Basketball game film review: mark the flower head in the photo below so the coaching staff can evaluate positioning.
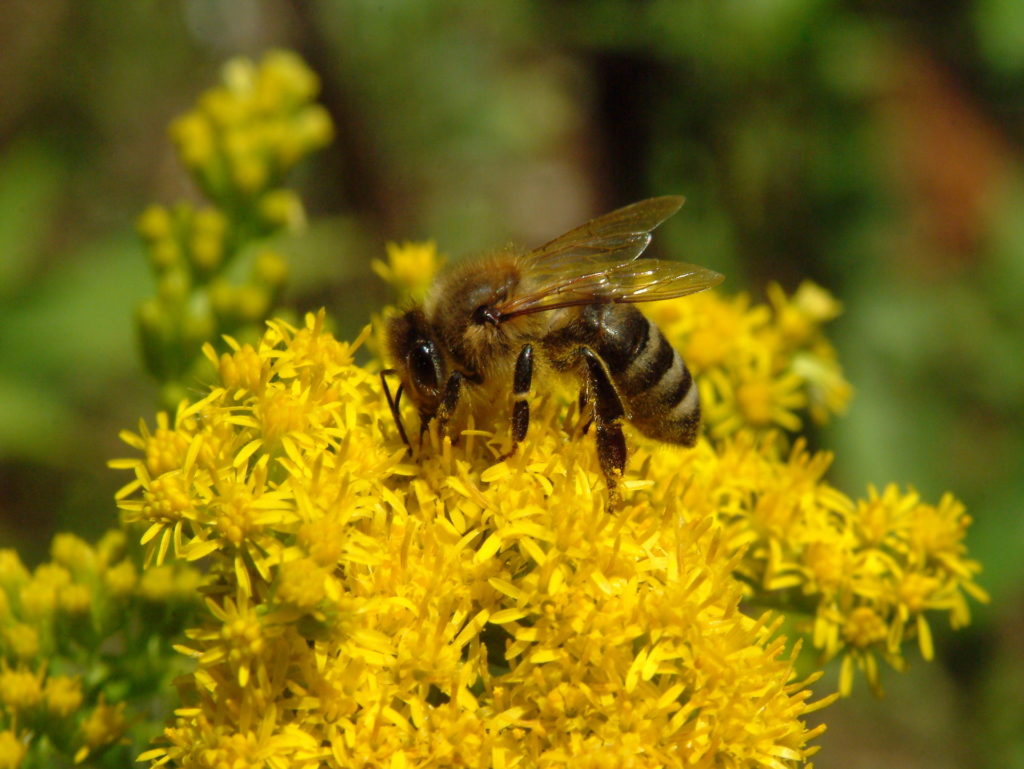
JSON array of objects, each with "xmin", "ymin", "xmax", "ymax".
[{"xmin": 371, "ymin": 241, "xmax": 445, "ymax": 304}]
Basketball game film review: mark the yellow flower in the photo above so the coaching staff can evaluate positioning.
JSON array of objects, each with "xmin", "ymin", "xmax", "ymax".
[
  {"xmin": 371, "ymin": 241, "xmax": 445, "ymax": 303},
  {"xmin": 181, "ymin": 591, "xmax": 293, "ymax": 691},
  {"xmin": 275, "ymin": 558, "xmax": 329, "ymax": 610},
  {"xmin": 74, "ymin": 695, "xmax": 128, "ymax": 764},
  {"xmin": 0, "ymin": 730, "xmax": 26, "ymax": 769},
  {"xmin": 58, "ymin": 583, "xmax": 92, "ymax": 615},
  {"xmin": 44, "ymin": 675, "xmax": 84, "ymax": 718},
  {"xmin": 0, "ymin": 666, "xmax": 43, "ymax": 711},
  {"xmin": 116, "ymin": 411, "xmax": 192, "ymax": 479},
  {"xmin": 791, "ymin": 351, "xmax": 852, "ymax": 424},
  {"xmin": 767, "ymin": 281, "xmax": 842, "ymax": 349},
  {"xmin": 842, "ymin": 606, "xmax": 889, "ymax": 648},
  {"xmin": 0, "ymin": 552, "xmax": 29, "ymax": 593},
  {"xmin": 104, "ymin": 560, "xmax": 138, "ymax": 597},
  {"xmin": 259, "ymin": 190, "xmax": 305, "ymax": 231},
  {"xmin": 49, "ymin": 533, "xmax": 95, "ymax": 574},
  {"xmin": 2, "ymin": 625, "xmax": 38, "ymax": 663},
  {"xmin": 708, "ymin": 350, "xmax": 807, "ymax": 436},
  {"xmin": 137, "ymin": 204, "xmax": 173, "ymax": 243},
  {"xmin": 645, "ymin": 282, "xmax": 851, "ymax": 443},
  {"xmin": 95, "ymin": 529, "xmax": 127, "ymax": 567},
  {"xmin": 137, "ymin": 563, "xmax": 203, "ymax": 602},
  {"xmin": 18, "ymin": 579, "xmax": 59, "ymax": 621}
]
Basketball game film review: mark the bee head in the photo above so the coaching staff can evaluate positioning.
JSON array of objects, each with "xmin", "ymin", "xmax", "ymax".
[{"xmin": 387, "ymin": 308, "xmax": 446, "ymax": 417}]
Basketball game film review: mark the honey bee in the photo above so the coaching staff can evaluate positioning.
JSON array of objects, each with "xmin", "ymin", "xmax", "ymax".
[{"xmin": 381, "ymin": 196, "xmax": 723, "ymax": 494}]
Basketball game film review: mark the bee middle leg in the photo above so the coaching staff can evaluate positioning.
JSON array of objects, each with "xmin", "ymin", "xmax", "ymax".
[
  {"xmin": 579, "ymin": 348, "xmax": 627, "ymax": 498},
  {"xmin": 499, "ymin": 344, "xmax": 534, "ymax": 460},
  {"xmin": 432, "ymin": 371, "xmax": 465, "ymax": 444}
]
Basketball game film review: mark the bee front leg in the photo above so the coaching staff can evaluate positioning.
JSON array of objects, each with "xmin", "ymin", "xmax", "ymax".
[
  {"xmin": 579, "ymin": 348, "xmax": 627, "ymax": 502},
  {"xmin": 380, "ymin": 370, "xmax": 412, "ymax": 452}
]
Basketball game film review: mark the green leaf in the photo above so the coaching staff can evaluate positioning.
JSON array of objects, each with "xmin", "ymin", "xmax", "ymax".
[
  {"xmin": 0, "ymin": 231, "xmax": 150, "ymax": 392},
  {"xmin": 0, "ymin": 376, "xmax": 74, "ymax": 459},
  {"xmin": 0, "ymin": 139, "xmax": 64, "ymax": 297}
]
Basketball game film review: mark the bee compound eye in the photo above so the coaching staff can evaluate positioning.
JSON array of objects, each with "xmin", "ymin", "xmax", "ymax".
[
  {"xmin": 408, "ymin": 340, "xmax": 441, "ymax": 398},
  {"xmin": 472, "ymin": 305, "xmax": 500, "ymax": 325}
]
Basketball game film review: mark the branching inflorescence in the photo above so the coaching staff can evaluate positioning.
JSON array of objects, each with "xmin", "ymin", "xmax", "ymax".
[
  {"xmin": 0, "ymin": 51, "xmax": 985, "ymax": 769},
  {"xmin": 110, "ymin": 242, "xmax": 984, "ymax": 767}
]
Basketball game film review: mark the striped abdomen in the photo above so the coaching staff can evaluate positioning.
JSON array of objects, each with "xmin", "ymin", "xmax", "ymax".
[{"xmin": 586, "ymin": 304, "xmax": 700, "ymax": 446}]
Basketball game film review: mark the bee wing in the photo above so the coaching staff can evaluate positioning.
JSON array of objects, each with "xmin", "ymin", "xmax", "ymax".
[
  {"xmin": 521, "ymin": 195, "xmax": 686, "ymax": 272},
  {"xmin": 497, "ymin": 196, "xmax": 719, "ymax": 320},
  {"xmin": 497, "ymin": 258, "xmax": 724, "ymax": 320}
]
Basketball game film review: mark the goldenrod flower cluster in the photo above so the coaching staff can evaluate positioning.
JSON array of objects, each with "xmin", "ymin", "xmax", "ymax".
[
  {"xmin": 0, "ymin": 533, "xmax": 200, "ymax": 768},
  {"xmin": 113, "ymin": 236, "xmax": 985, "ymax": 766},
  {"xmin": 136, "ymin": 51, "xmax": 332, "ymax": 408}
]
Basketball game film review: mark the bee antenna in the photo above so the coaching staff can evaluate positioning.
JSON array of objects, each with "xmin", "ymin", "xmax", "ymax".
[{"xmin": 380, "ymin": 370, "xmax": 412, "ymax": 452}]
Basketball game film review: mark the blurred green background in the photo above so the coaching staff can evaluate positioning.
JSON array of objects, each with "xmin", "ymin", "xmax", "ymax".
[{"xmin": 0, "ymin": 1, "xmax": 1021, "ymax": 766}]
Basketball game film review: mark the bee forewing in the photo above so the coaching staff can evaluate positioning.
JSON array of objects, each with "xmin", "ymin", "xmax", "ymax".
[
  {"xmin": 497, "ymin": 258, "xmax": 723, "ymax": 319},
  {"xmin": 522, "ymin": 233, "xmax": 652, "ymax": 284},
  {"xmin": 498, "ymin": 195, "xmax": 719, "ymax": 319},
  {"xmin": 599, "ymin": 259, "xmax": 725, "ymax": 302},
  {"xmin": 524, "ymin": 196, "xmax": 684, "ymax": 268}
]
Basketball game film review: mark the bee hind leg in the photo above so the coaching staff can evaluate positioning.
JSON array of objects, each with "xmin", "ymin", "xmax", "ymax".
[
  {"xmin": 579, "ymin": 348, "xmax": 626, "ymax": 504},
  {"xmin": 577, "ymin": 389, "xmax": 593, "ymax": 435}
]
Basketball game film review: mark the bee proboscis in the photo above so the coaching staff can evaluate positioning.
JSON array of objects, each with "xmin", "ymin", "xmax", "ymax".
[{"xmin": 382, "ymin": 196, "xmax": 724, "ymax": 496}]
